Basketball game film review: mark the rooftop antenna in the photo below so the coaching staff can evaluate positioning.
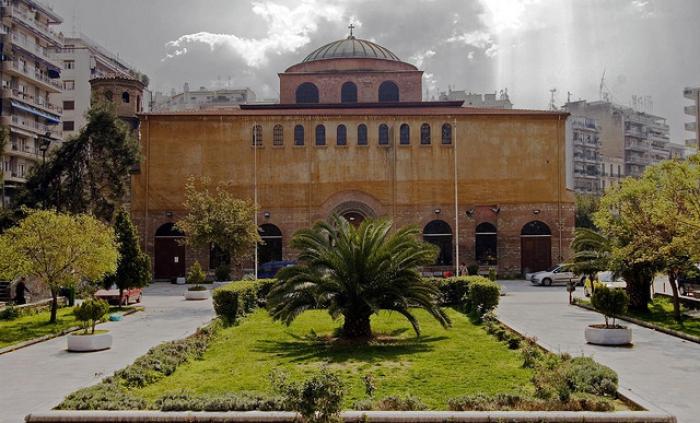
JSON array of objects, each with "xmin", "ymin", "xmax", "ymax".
[{"xmin": 549, "ymin": 88, "xmax": 558, "ymax": 110}]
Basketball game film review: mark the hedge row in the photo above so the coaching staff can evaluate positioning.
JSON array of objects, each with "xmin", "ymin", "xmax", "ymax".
[
  {"xmin": 430, "ymin": 275, "xmax": 500, "ymax": 313},
  {"xmin": 212, "ymin": 279, "xmax": 275, "ymax": 325}
]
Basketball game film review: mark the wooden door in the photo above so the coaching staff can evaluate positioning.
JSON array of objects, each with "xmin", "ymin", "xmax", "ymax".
[
  {"xmin": 521, "ymin": 236, "xmax": 551, "ymax": 274},
  {"xmin": 154, "ymin": 237, "xmax": 186, "ymax": 280}
]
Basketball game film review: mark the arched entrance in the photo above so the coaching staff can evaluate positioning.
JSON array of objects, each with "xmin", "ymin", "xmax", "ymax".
[
  {"xmin": 332, "ymin": 201, "xmax": 376, "ymax": 227},
  {"xmin": 423, "ymin": 220, "xmax": 453, "ymax": 266},
  {"xmin": 258, "ymin": 224, "xmax": 283, "ymax": 264},
  {"xmin": 475, "ymin": 222, "xmax": 497, "ymax": 266},
  {"xmin": 520, "ymin": 221, "xmax": 552, "ymax": 274},
  {"xmin": 154, "ymin": 223, "xmax": 186, "ymax": 280}
]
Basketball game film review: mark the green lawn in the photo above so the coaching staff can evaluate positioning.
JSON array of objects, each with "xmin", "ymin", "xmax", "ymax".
[
  {"xmin": 0, "ymin": 307, "xmax": 79, "ymax": 348},
  {"xmin": 627, "ymin": 296, "xmax": 700, "ymax": 338},
  {"xmin": 0, "ymin": 305, "xmax": 139, "ymax": 349},
  {"xmin": 135, "ymin": 308, "xmax": 532, "ymax": 409}
]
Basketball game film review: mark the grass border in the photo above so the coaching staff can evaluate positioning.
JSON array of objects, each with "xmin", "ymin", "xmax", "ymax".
[
  {"xmin": 571, "ymin": 299, "xmax": 700, "ymax": 345},
  {"xmin": 0, "ymin": 306, "xmax": 143, "ymax": 355}
]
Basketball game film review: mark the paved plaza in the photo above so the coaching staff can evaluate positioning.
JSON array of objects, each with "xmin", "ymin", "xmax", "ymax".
[
  {"xmin": 497, "ymin": 280, "xmax": 700, "ymax": 423},
  {"xmin": 0, "ymin": 284, "xmax": 214, "ymax": 423}
]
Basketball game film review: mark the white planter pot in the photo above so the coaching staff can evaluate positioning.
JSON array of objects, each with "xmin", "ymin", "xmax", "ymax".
[
  {"xmin": 184, "ymin": 289, "xmax": 210, "ymax": 300},
  {"xmin": 585, "ymin": 325, "xmax": 632, "ymax": 346},
  {"xmin": 67, "ymin": 332, "xmax": 112, "ymax": 352}
]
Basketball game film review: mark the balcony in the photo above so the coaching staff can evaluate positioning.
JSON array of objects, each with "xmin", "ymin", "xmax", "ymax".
[
  {"xmin": 625, "ymin": 127, "xmax": 645, "ymax": 138},
  {"xmin": 686, "ymin": 122, "xmax": 698, "ymax": 132},
  {"xmin": 1, "ymin": 87, "xmax": 62, "ymax": 115},
  {"xmin": 625, "ymin": 139, "xmax": 649, "ymax": 152},
  {"xmin": 0, "ymin": 5, "xmax": 63, "ymax": 47},
  {"xmin": 685, "ymin": 88, "xmax": 699, "ymax": 100},
  {"xmin": 9, "ymin": 114, "xmax": 54, "ymax": 135},
  {"xmin": 6, "ymin": 32, "xmax": 62, "ymax": 68},
  {"xmin": 686, "ymin": 105, "xmax": 698, "ymax": 116},
  {"xmin": 3, "ymin": 61, "xmax": 61, "ymax": 93}
]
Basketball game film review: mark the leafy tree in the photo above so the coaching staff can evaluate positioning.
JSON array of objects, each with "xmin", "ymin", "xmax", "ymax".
[
  {"xmin": 595, "ymin": 158, "xmax": 700, "ymax": 316},
  {"xmin": 267, "ymin": 216, "xmax": 451, "ymax": 339},
  {"xmin": 13, "ymin": 101, "xmax": 139, "ymax": 223},
  {"xmin": 0, "ymin": 209, "xmax": 118, "ymax": 323},
  {"xmin": 103, "ymin": 209, "xmax": 151, "ymax": 307},
  {"xmin": 575, "ymin": 193, "xmax": 599, "ymax": 229},
  {"xmin": 175, "ymin": 177, "xmax": 260, "ymax": 269}
]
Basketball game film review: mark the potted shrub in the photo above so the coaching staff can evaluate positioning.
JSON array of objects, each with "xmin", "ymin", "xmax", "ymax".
[
  {"xmin": 184, "ymin": 261, "xmax": 209, "ymax": 300},
  {"xmin": 67, "ymin": 298, "xmax": 112, "ymax": 352},
  {"xmin": 584, "ymin": 285, "xmax": 632, "ymax": 346}
]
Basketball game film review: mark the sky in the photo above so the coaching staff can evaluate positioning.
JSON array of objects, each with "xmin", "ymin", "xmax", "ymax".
[{"xmin": 47, "ymin": 0, "xmax": 700, "ymax": 143}]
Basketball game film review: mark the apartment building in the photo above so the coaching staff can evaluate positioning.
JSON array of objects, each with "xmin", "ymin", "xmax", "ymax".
[
  {"xmin": 684, "ymin": 87, "xmax": 699, "ymax": 155},
  {"xmin": 438, "ymin": 88, "xmax": 512, "ymax": 109},
  {"xmin": 57, "ymin": 33, "xmax": 138, "ymax": 139},
  {"xmin": 569, "ymin": 116, "xmax": 602, "ymax": 194},
  {"xmin": 152, "ymin": 84, "xmax": 255, "ymax": 112},
  {"xmin": 564, "ymin": 100, "xmax": 671, "ymax": 180},
  {"xmin": 0, "ymin": 0, "xmax": 63, "ymax": 206}
]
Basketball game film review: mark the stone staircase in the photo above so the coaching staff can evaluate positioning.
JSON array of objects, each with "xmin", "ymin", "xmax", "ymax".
[{"xmin": 0, "ymin": 281, "xmax": 11, "ymax": 303}]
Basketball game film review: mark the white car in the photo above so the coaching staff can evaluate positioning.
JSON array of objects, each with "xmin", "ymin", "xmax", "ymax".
[
  {"xmin": 529, "ymin": 265, "xmax": 581, "ymax": 286},
  {"xmin": 584, "ymin": 271, "xmax": 626, "ymax": 296}
]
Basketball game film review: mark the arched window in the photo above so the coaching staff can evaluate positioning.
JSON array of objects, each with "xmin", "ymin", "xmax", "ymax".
[
  {"xmin": 122, "ymin": 91, "xmax": 130, "ymax": 103},
  {"xmin": 252, "ymin": 124, "xmax": 263, "ymax": 146},
  {"xmin": 258, "ymin": 224, "xmax": 283, "ymax": 264},
  {"xmin": 337, "ymin": 124, "xmax": 347, "ymax": 146},
  {"xmin": 104, "ymin": 90, "xmax": 113, "ymax": 102},
  {"xmin": 294, "ymin": 125, "xmax": 305, "ymax": 146},
  {"xmin": 315, "ymin": 124, "xmax": 326, "ymax": 146},
  {"xmin": 378, "ymin": 81, "xmax": 399, "ymax": 102},
  {"xmin": 423, "ymin": 220, "xmax": 453, "ymax": 266},
  {"xmin": 155, "ymin": 222, "xmax": 184, "ymax": 237},
  {"xmin": 378, "ymin": 124, "xmax": 390, "ymax": 145},
  {"xmin": 341, "ymin": 82, "xmax": 357, "ymax": 103},
  {"xmin": 475, "ymin": 222, "xmax": 497, "ymax": 265},
  {"xmin": 400, "ymin": 123, "xmax": 410, "ymax": 145},
  {"xmin": 357, "ymin": 124, "xmax": 368, "ymax": 145},
  {"xmin": 520, "ymin": 221, "xmax": 552, "ymax": 273},
  {"xmin": 441, "ymin": 123, "xmax": 452, "ymax": 144},
  {"xmin": 295, "ymin": 82, "xmax": 319, "ymax": 104},
  {"xmin": 273, "ymin": 124, "xmax": 284, "ymax": 146},
  {"xmin": 420, "ymin": 123, "xmax": 431, "ymax": 145}
]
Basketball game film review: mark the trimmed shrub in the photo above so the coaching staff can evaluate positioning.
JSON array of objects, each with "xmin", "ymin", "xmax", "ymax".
[
  {"xmin": 433, "ymin": 276, "xmax": 470, "ymax": 305},
  {"xmin": 186, "ymin": 261, "xmax": 206, "ymax": 286},
  {"xmin": 467, "ymin": 264, "xmax": 479, "ymax": 276},
  {"xmin": 566, "ymin": 356, "xmax": 618, "ymax": 397},
  {"xmin": 73, "ymin": 298, "xmax": 110, "ymax": 334},
  {"xmin": 212, "ymin": 281, "xmax": 260, "ymax": 325},
  {"xmin": 591, "ymin": 285, "xmax": 628, "ymax": 327},
  {"xmin": 0, "ymin": 305, "xmax": 20, "ymax": 320},
  {"xmin": 353, "ymin": 395, "xmax": 427, "ymax": 411},
  {"xmin": 55, "ymin": 383, "xmax": 150, "ymax": 410},
  {"xmin": 272, "ymin": 368, "xmax": 345, "ymax": 423},
  {"xmin": 447, "ymin": 393, "xmax": 613, "ymax": 412},
  {"xmin": 156, "ymin": 390, "xmax": 286, "ymax": 412},
  {"xmin": 468, "ymin": 277, "xmax": 500, "ymax": 314},
  {"xmin": 214, "ymin": 264, "xmax": 231, "ymax": 282}
]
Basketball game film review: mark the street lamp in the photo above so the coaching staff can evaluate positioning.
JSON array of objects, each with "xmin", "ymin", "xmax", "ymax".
[{"xmin": 38, "ymin": 131, "xmax": 52, "ymax": 164}]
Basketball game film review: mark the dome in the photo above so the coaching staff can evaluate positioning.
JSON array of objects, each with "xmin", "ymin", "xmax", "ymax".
[{"xmin": 302, "ymin": 36, "xmax": 401, "ymax": 63}]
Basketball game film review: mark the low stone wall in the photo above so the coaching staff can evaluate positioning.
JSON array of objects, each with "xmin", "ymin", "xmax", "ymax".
[{"xmin": 24, "ymin": 410, "xmax": 677, "ymax": 423}]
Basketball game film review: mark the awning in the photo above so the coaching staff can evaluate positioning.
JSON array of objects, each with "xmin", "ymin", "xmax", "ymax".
[
  {"xmin": 11, "ymin": 100, "xmax": 61, "ymax": 124},
  {"xmin": 47, "ymin": 63, "xmax": 61, "ymax": 79}
]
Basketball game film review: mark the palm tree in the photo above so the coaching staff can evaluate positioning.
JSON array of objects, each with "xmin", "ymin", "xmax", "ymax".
[
  {"xmin": 267, "ymin": 216, "xmax": 451, "ymax": 339},
  {"xmin": 568, "ymin": 227, "xmax": 611, "ymax": 279}
]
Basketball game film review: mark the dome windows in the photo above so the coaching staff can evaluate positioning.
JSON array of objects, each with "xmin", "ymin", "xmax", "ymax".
[
  {"xmin": 341, "ymin": 82, "xmax": 357, "ymax": 103},
  {"xmin": 296, "ymin": 82, "xmax": 319, "ymax": 104},
  {"xmin": 378, "ymin": 81, "xmax": 399, "ymax": 102}
]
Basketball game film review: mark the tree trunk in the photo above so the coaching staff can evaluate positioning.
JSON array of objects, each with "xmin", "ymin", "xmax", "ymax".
[
  {"xmin": 668, "ymin": 271, "xmax": 682, "ymax": 322},
  {"xmin": 342, "ymin": 313, "xmax": 372, "ymax": 339},
  {"xmin": 49, "ymin": 289, "xmax": 58, "ymax": 324},
  {"xmin": 623, "ymin": 269, "xmax": 652, "ymax": 313}
]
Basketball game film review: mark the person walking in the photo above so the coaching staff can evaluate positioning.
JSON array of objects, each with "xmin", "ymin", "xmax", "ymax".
[{"xmin": 14, "ymin": 278, "xmax": 31, "ymax": 305}]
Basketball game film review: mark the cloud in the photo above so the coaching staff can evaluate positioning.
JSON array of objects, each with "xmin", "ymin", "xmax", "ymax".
[
  {"xmin": 163, "ymin": 0, "xmax": 345, "ymax": 67},
  {"xmin": 446, "ymin": 30, "xmax": 497, "ymax": 57}
]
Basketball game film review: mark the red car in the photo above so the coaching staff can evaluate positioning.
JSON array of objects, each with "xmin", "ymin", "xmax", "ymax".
[{"xmin": 95, "ymin": 285, "xmax": 143, "ymax": 305}]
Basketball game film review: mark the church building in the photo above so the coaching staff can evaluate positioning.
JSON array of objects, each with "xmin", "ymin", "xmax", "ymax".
[{"xmin": 131, "ymin": 32, "xmax": 575, "ymax": 280}]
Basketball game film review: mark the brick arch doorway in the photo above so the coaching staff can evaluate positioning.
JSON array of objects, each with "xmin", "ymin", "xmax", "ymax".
[
  {"xmin": 332, "ymin": 201, "xmax": 376, "ymax": 226},
  {"xmin": 154, "ymin": 223, "xmax": 186, "ymax": 280}
]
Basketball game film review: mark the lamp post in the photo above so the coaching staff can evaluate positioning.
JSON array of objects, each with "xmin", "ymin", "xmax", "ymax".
[{"xmin": 38, "ymin": 131, "xmax": 52, "ymax": 164}]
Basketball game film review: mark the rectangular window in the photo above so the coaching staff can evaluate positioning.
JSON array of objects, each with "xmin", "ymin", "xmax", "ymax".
[
  {"xmin": 63, "ymin": 121, "xmax": 75, "ymax": 131},
  {"xmin": 609, "ymin": 164, "xmax": 613, "ymax": 176},
  {"xmin": 617, "ymin": 165, "xmax": 621, "ymax": 177},
  {"xmin": 63, "ymin": 80, "xmax": 75, "ymax": 90},
  {"xmin": 63, "ymin": 100, "xmax": 74, "ymax": 110},
  {"xmin": 63, "ymin": 60, "xmax": 74, "ymax": 70}
]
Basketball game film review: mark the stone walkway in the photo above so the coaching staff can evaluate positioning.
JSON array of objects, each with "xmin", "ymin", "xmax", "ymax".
[
  {"xmin": 0, "ymin": 283, "xmax": 214, "ymax": 423},
  {"xmin": 496, "ymin": 280, "xmax": 700, "ymax": 423}
]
